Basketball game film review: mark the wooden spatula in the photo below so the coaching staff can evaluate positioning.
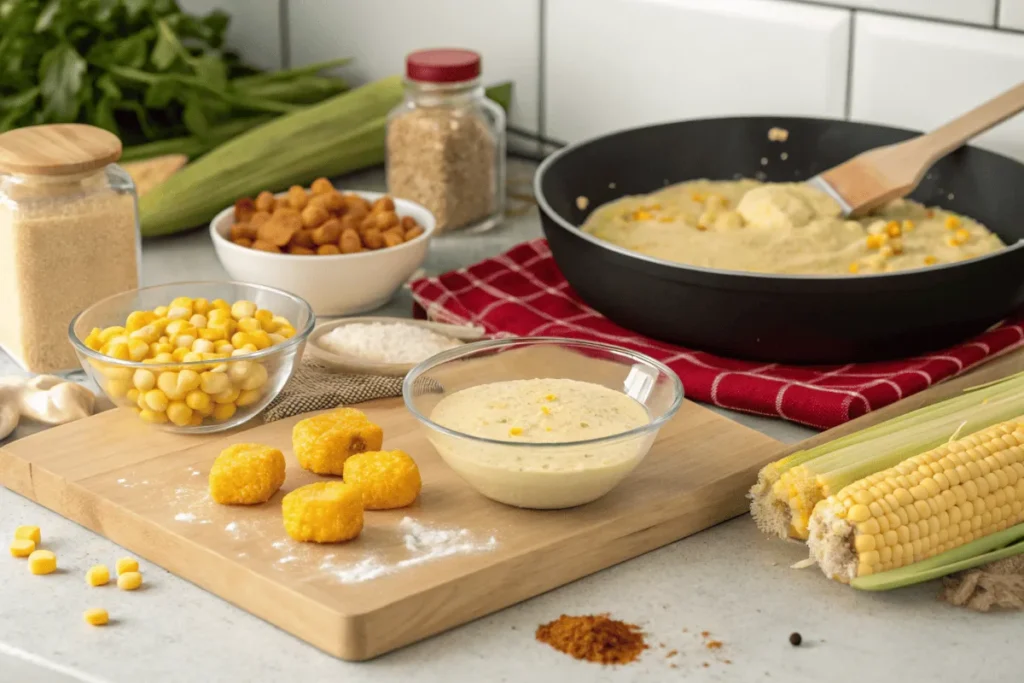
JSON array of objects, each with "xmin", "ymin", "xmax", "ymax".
[{"xmin": 807, "ymin": 81, "xmax": 1024, "ymax": 217}]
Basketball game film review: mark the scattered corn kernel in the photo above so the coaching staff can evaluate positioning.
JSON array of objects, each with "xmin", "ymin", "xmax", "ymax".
[
  {"xmin": 209, "ymin": 443, "xmax": 286, "ymax": 505},
  {"xmin": 282, "ymin": 482, "xmax": 363, "ymax": 543},
  {"xmin": 292, "ymin": 408, "xmax": 384, "ymax": 476},
  {"xmin": 116, "ymin": 557, "xmax": 138, "ymax": 575},
  {"xmin": 848, "ymin": 262, "xmax": 860, "ymax": 274},
  {"xmin": 954, "ymin": 228, "xmax": 970, "ymax": 243},
  {"xmin": 545, "ymin": 394, "xmax": 557, "ymax": 401},
  {"xmin": 9, "ymin": 538, "xmax": 35, "ymax": 557},
  {"xmin": 14, "ymin": 525, "xmax": 40, "ymax": 544},
  {"xmin": 509, "ymin": 426, "xmax": 524, "ymax": 436},
  {"xmin": 885, "ymin": 221, "xmax": 901, "ymax": 237},
  {"xmin": 902, "ymin": 219, "xmax": 915, "ymax": 232},
  {"xmin": 631, "ymin": 210, "xmax": 653, "ymax": 221},
  {"xmin": 946, "ymin": 236, "xmax": 960, "ymax": 247},
  {"xmin": 865, "ymin": 234, "xmax": 888, "ymax": 249},
  {"xmin": 342, "ymin": 450, "xmax": 422, "ymax": 510},
  {"xmin": 83, "ymin": 608, "xmax": 109, "ymax": 626},
  {"xmin": 28, "ymin": 549, "xmax": 57, "ymax": 575},
  {"xmin": 945, "ymin": 215, "xmax": 961, "ymax": 230},
  {"xmin": 86, "ymin": 565, "xmax": 110, "ymax": 587},
  {"xmin": 924, "ymin": 255, "xmax": 939, "ymax": 265},
  {"xmin": 117, "ymin": 571, "xmax": 142, "ymax": 591}
]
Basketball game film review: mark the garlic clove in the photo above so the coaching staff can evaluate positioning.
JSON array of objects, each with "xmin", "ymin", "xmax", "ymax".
[
  {"xmin": 0, "ymin": 386, "xmax": 20, "ymax": 440},
  {"xmin": 19, "ymin": 380, "xmax": 96, "ymax": 425}
]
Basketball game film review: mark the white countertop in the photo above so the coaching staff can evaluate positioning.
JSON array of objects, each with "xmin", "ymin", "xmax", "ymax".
[{"xmin": 0, "ymin": 164, "xmax": 1007, "ymax": 683}]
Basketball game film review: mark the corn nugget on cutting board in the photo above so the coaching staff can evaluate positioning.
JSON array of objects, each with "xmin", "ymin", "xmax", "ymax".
[{"xmin": 0, "ymin": 346, "xmax": 782, "ymax": 661}]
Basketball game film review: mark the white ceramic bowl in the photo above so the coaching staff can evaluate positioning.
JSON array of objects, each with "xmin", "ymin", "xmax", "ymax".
[{"xmin": 210, "ymin": 190, "xmax": 435, "ymax": 316}]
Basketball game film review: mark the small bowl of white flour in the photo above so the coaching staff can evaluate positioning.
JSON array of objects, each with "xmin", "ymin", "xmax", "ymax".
[{"xmin": 308, "ymin": 317, "xmax": 486, "ymax": 376}]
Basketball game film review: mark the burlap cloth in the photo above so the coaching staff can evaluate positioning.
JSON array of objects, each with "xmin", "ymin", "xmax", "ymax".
[
  {"xmin": 265, "ymin": 361, "xmax": 1024, "ymax": 609},
  {"xmin": 262, "ymin": 359, "xmax": 405, "ymax": 423},
  {"xmin": 940, "ymin": 555, "xmax": 1024, "ymax": 611}
]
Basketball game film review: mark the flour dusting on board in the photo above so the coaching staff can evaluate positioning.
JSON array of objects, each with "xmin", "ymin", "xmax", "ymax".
[{"xmin": 321, "ymin": 517, "xmax": 497, "ymax": 584}]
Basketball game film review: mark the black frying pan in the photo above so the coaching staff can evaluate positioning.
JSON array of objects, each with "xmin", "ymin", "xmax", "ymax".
[{"xmin": 534, "ymin": 117, "xmax": 1024, "ymax": 364}]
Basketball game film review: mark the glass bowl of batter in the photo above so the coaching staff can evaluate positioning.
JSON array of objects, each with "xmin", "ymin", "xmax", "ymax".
[{"xmin": 403, "ymin": 337, "xmax": 683, "ymax": 509}]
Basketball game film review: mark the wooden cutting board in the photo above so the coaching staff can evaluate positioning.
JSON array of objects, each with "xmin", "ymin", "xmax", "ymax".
[{"xmin": 0, "ymin": 374, "xmax": 780, "ymax": 661}]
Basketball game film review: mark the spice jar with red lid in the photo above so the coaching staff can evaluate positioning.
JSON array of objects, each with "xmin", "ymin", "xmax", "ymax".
[{"xmin": 385, "ymin": 48, "xmax": 505, "ymax": 234}]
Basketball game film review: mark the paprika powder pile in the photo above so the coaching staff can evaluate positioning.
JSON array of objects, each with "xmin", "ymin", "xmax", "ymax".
[{"xmin": 535, "ymin": 614, "xmax": 647, "ymax": 665}]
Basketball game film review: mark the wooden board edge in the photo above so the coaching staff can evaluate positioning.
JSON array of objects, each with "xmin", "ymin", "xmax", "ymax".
[
  {"xmin": 341, "ymin": 464, "xmax": 766, "ymax": 660},
  {"xmin": 0, "ymin": 452, "xmax": 359, "ymax": 657}
]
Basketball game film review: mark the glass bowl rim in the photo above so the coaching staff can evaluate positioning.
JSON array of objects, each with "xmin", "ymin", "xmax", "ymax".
[
  {"xmin": 402, "ymin": 336, "xmax": 684, "ymax": 448},
  {"xmin": 67, "ymin": 279, "xmax": 316, "ymax": 369}
]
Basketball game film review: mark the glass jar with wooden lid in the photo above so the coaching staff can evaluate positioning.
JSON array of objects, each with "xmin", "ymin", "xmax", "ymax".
[{"xmin": 0, "ymin": 124, "xmax": 141, "ymax": 373}]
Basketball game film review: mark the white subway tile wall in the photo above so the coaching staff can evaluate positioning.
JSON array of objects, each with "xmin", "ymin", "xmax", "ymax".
[
  {"xmin": 810, "ymin": 0, "xmax": 995, "ymax": 25},
  {"xmin": 850, "ymin": 13, "xmax": 1024, "ymax": 160},
  {"xmin": 1000, "ymin": 0, "xmax": 1024, "ymax": 30},
  {"xmin": 544, "ymin": 0, "xmax": 850, "ymax": 143},
  {"xmin": 286, "ymin": 0, "xmax": 540, "ymax": 129},
  {"xmin": 190, "ymin": 0, "xmax": 1024, "ymax": 161},
  {"xmin": 178, "ymin": 0, "xmax": 282, "ymax": 70}
]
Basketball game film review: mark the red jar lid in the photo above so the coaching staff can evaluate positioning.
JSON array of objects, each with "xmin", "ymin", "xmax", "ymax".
[{"xmin": 406, "ymin": 49, "xmax": 481, "ymax": 83}]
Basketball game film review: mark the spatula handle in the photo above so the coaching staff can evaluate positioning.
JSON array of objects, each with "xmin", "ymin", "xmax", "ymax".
[{"xmin": 912, "ymin": 81, "xmax": 1024, "ymax": 165}]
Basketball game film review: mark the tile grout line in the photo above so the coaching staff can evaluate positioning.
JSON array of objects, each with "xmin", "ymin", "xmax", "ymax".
[
  {"xmin": 537, "ymin": 0, "xmax": 548, "ymax": 146},
  {"xmin": 844, "ymin": 10, "xmax": 856, "ymax": 120},
  {"xmin": 783, "ymin": 0, "xmax": 1024, "ymax": 35},
  {"xmin": 279, "ymin": 0, "xmax": 291, "ymax": 70}
]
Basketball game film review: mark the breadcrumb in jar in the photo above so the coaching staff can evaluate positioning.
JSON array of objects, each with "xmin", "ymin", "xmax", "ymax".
[{"xmin": 0, "ymin": 127, "xmax": 139, "ymax": 373}]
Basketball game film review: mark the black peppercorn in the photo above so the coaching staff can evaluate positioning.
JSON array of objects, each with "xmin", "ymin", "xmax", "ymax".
[{"xmin": 789, "ymin": 632, "xmax": 802, "ymax": 646}]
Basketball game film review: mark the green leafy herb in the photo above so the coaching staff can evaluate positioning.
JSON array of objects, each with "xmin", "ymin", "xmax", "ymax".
[{"xmin": 0, "ymin": 0, "xmax": 349, "ymax": 147}]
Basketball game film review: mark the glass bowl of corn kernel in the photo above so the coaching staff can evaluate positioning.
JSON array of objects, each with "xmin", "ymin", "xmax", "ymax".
[{"xmin": 68, "ymin": 281, "xmax": 314, "ymax": 433}]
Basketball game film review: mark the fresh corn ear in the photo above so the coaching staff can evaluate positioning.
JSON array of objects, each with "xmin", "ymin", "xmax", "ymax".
[
  {"xmin": 138, "ymin": 76, "xmax": 404, "ymax": 237},
  {"xmin": 750, "ymin": 371, "xmax": 1024, "ymax": 540},
  {"xmin": 137, "ymin": 79, "xmax": 514, "ymax": 237},
  {"xmin": 808, "ymin": 418, "xmax": 1024, "ymax": 583}
]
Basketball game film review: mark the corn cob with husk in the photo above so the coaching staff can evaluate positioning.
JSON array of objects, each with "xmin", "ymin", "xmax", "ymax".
[
  {"xmin": 808, "ymin": 417, "xmax": 1024, "ymax": 586},
  {"xmin": 750, "ymin": 371, "xmax": 1024, "ymax": 541}
]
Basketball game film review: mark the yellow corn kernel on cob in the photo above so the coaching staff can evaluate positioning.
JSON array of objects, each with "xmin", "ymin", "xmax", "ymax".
[
  {"xmin": 343, "ymin": 450, "xmax": 422, "ymax": 510},
  {"xmin": 116, "ymin": 557, "xmax": 138, "ymax": 576},
  {"xmin": 808, "ymin": 419, "xmax": 1024, "ymax": 583},
  {"xmin": 117, "ymin": 571, "xmax": 143, "ymax": 591},
  {"xmin": 14, "ymin": 525, "xmax": 41, "ymax": 544},
  {"xmin": 9, "ymin": 538, "xmax": 35, "ymax": 557},
  {"xmin": 292, "ymin": 409, "xmax": 384, "ymax": 476},
  {"xmin": 83, "ymin": 608, "xmax": 109, "ymax": 626},
  {"xmin": 28, "ymin": 549, "xmax": 57, "ymax": 575},
  {"xmin": 282, "ymin": 482, "xmax": 363, "ymax": 543},
  {"xmin": 209, "ymin": 443, "xmax": 286, "ymax": 505},
  {"xmin": 86, "ymin": 565, "xmax": 110, "ymax": 587}
]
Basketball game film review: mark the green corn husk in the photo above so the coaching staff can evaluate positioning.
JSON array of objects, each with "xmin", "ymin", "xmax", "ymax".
[
  {"xmin": 138, "ymin": 79, "xmax": 515, "ymax": 237},
  {"xmin": 851, "ymin": 522, "xmax": 1024, "ymax": 591},
  {"xmin": 139, "ymin": 76, "xmax": 403, "ymax": 237},
  {"xmin": 749, "ymin": 371, "xmax": 1024, "ymax": 541}
]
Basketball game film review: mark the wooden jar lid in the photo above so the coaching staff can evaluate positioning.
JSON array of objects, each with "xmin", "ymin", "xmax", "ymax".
[{"xmin": 0, "ymin": 124, "xmax": 122, "ymax": 176}]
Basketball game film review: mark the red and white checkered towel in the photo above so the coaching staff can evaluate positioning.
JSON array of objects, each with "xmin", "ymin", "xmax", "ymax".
[{"xmin": 409, "ymin": 239, "xmax": 1024, "ymax": 429}]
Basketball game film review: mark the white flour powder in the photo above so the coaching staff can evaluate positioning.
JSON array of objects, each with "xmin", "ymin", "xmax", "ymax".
[
  {"xmin": 320, "ymin": 517, "xmax": 497, "ymax": 584},
  {"xmin": 318, "ymin": 322, "xmax": 463, "ymax": 364}
]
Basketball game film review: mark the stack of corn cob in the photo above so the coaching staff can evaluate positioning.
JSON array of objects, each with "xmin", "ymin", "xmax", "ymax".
[{"xmin": 750, "ymin": 372, "xmax": 1024, "ymax": 591}]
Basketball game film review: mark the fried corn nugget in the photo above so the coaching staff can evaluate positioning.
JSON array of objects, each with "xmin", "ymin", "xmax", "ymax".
[
  {"xmin": 209, "ymin": 443, "xmax": 286, "ymax": 504},
  {"xmin": 342, "ymin": 450, "xmax": 421, "ymax": 510},
  {"xmin": 282, "ymin": 482, "xmax": 363, "ymax": 543},
  {"xmin": 292, "ymin": 408, "xmax": 383, "ymax": 475}
]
